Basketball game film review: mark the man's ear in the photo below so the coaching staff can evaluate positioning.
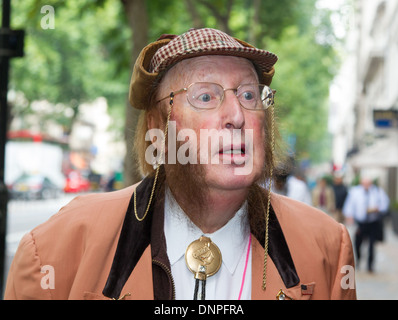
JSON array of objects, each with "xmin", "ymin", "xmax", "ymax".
[
  {"xmin": 146, "ymin": 111, "xmax": 160, "ymax": 143},
  {"xmin": 146, "ymin": 111, "xmax": 156, "ymax": 131},
  {"xmin": 146, "ymin": 110, "xmax": 167, "ymax": 155}
]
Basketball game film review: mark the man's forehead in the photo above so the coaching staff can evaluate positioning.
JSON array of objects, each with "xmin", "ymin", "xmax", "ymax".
[
  {"xmin": 164, "ymin": 55, "xmax": 258, "ymax": 84},
  {"xmin": 180, "ymin": 55, "xmax": 254, "ymax": 70}
]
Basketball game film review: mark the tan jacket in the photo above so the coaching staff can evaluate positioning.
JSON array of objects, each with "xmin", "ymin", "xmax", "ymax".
[{"xmin": 5, "ymin": 178, "xmax": 356, "ymax": 300}]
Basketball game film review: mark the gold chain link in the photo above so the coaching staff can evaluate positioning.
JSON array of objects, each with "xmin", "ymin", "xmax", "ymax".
[
  {"xmin": 134, "ymin": 99, "xmax": 173, "ymax": 222},
  {"xmin": 262, "ymin": 103, "xmax": 275, "ymax": 290}
]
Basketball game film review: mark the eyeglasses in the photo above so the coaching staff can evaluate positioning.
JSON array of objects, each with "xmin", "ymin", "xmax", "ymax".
[{"xmin": 157, "ymin": 82, "xmax": 276, "ymax": 111}]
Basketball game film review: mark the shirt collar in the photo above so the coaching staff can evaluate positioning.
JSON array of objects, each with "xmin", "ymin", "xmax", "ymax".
[{"xmin": 164, "ymin": 187, "xmax": 250, "ymax": 275}]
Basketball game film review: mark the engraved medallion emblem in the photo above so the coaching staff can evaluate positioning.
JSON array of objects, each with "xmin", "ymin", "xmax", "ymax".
[{"xmin": 185, "ymin": 236, "xmax": 222, "ymax": 280}]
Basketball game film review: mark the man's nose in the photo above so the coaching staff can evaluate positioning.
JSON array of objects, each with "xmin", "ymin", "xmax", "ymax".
[{"xmin": 220, "ymin": 90, "xmax": 245, "ymax": 130}]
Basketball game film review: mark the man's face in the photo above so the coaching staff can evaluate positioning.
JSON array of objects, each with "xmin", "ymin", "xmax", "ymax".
[{"xmin": 158, "ymin": 55, "xmax": 267, "ymax": 194}]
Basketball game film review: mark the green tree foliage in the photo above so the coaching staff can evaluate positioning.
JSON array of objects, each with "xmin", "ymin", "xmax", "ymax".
[
  {"xmin": 9, "ymin": 0, "xmax": 130, "ymax": 134},
  {"xmin": 8, "ymin": 0, "xmax": 340, "ymax": 176},
  {"xmin": 268, "ymin": 25, "xmax": 337, "ymax": 162}
]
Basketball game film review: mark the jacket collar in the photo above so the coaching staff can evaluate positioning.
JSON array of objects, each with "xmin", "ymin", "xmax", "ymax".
[
  {"xmin": 262, "ymin": 205, "xmax": 300, "ymax": 288},
  {"xmin": 102, "ymin": 175, "xmax": 300, "ymax": 299},
  {"xmin": 102, "ymin": 175, "xmax": 156, "ymax": 299}
]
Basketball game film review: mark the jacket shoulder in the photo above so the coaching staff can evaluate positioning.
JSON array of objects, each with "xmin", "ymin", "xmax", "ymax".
[
  {"xmin": 5, "ymin": 183, "xmax": 141, "ymax": 299},
  {"xmin": 271, "ymin": 191, "xmax": 341, "ymax": 233},
  {"xmin": 34, "ymin": 185, "xmax": 137, "ymax": 237},
  {"xmin": 270, "ymin": 192, "xmax": 356, "ymax": 299}
]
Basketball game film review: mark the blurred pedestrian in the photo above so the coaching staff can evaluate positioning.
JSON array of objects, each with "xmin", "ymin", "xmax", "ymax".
[
  {"xmin": 312, "ymin": 177, "xmax": 335, "ymax": 215},
  {"xmin": 283, "ymin": 175, "xmax": 312, "ymax": 205},
  {"xmin": 332, "ymin": 174, "xmax": 348, "ymax": 223},
  {"xmin": 343, "ymin": 176, "xmax": 390, "ymax": 272},
  {"xmin": 272, "ymin": 158, "xmax": 312, "ymax": 205}
]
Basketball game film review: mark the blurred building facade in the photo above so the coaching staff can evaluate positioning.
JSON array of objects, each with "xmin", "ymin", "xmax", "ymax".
[{"xmin": 330, "ymin": 0, "xmax": 398, "ymax": 202}]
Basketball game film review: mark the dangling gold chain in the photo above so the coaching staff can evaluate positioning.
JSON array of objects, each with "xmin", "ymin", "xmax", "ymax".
[
  {"xmin": 262, "ymin": 103, "xmax": 275, "ymax": 291},
  {"xmin": 134, "ymin": 95, "xmax": 174, "ymax": 222}
]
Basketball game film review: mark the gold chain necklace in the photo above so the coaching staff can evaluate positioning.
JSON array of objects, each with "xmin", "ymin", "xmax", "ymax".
[
  {"xmin": 134, "ymin": 95, "xmax": 174, "ymax": 221},
  {"xmin": 262, "ymin": 104, "xmax": 275, "ymax": 291}
]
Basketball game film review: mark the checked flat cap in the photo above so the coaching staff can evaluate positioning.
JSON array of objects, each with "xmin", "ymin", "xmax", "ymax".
[{"xmin": 129, "ymin": 28, "xmax": 278, "ymax": 110}]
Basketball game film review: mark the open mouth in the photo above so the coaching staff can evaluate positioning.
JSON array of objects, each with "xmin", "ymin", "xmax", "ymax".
[
  {"xmin": 217, "ymin": 145, "xmax": 247, "ymax": 166},
  {"xmin": 219, "ymin": 145, "xmax": 246, "ymax": 156}
]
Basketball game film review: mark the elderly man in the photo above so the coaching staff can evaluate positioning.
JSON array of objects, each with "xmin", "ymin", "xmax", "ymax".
[{"xmin": 5, "ymin": 28, "xmax": 356, "ymax": 300}]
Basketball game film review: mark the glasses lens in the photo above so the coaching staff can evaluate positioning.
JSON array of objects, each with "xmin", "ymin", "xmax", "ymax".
[
  {"xmin": 237, "ymin": 84, "xmax": 260, "ymax": 109},
  {"xmin": 236, "ymin": 84, "xmax": 274, "ymax": 110},
  {"xmin": 187, "ymin": 82, "xmax": 223, "ymax": 109}
]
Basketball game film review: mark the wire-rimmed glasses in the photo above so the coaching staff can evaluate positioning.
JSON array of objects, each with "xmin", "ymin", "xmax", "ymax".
[{"xmin": 157, "ymin": 82, "xmax": 275, "ymax": 110}]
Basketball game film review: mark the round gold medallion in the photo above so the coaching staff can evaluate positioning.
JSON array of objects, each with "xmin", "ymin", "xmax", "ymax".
[{"xmin": 185, "ymin": 236, "xmax": 222, "ymax": 280}]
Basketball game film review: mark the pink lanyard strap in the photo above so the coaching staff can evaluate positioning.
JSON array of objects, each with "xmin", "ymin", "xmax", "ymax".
[{"xmin": 238, "ymin": 233, "xmax": 252, "ymax": 300}]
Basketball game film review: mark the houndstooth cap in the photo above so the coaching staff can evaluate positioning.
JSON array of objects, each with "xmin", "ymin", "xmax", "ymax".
[
  {"xmin": 129, "ymin": 28, "xmax": 277, "ymax": 110},
  {"xmin": 149, "ymin": 28, "xmax": 278, "ymax": 74}
]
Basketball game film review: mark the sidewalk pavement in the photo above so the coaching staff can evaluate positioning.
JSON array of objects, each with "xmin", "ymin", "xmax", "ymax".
[{"xmin": 347, "ymin": 220, "xmax": 398, "ymax": 300}]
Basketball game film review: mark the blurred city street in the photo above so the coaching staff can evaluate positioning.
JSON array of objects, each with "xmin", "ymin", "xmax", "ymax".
[{"xmin": 348, "ymin": 221, "xmax": 398, "ymax": 300}]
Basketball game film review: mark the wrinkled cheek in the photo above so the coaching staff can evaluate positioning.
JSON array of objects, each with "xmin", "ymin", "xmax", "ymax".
[
  {"xmin": 196, "ymin": 119, "xmax": 221, "ymax": 164},
  {"xmin": 252, "ymin": 124, "xmax": 267, "ymax": 175}
]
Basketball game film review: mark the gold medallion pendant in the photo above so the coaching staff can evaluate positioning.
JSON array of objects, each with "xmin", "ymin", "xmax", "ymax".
[
  {"xmin": 185, "ymin": 236, "xmax": 222, "ymax": 299},
  {"xmin": 185, "ymin": 236, "xmax": 222, "ymax": 279}
]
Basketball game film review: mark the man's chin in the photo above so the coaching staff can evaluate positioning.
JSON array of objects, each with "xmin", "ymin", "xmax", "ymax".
[{"xmin": 204, "ymin": 167, "xmax": 262, "ymax": 192}]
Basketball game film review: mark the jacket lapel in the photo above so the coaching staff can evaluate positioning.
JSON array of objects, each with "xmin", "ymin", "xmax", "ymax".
[
  {"xmin": 119, "ymin": 245, "xmax": 154, "ymax": 300},
  {"xmin": 251, "ymin": 235, "xmax": 286, "ymax": 299},
  {"xmin": 251, "ymin": 237, "xmax": 315, "ymax": 300},
  {"xmin": 253, "ymin": 205, "xmax": 300, "ymax": 289},
  {"xmin": 251, "ymin": 203, "xmax": 316, "ymax": 300},
  {"xmin": 102, "ymin": 176, "xmax": 155, "ymax": 299}
]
